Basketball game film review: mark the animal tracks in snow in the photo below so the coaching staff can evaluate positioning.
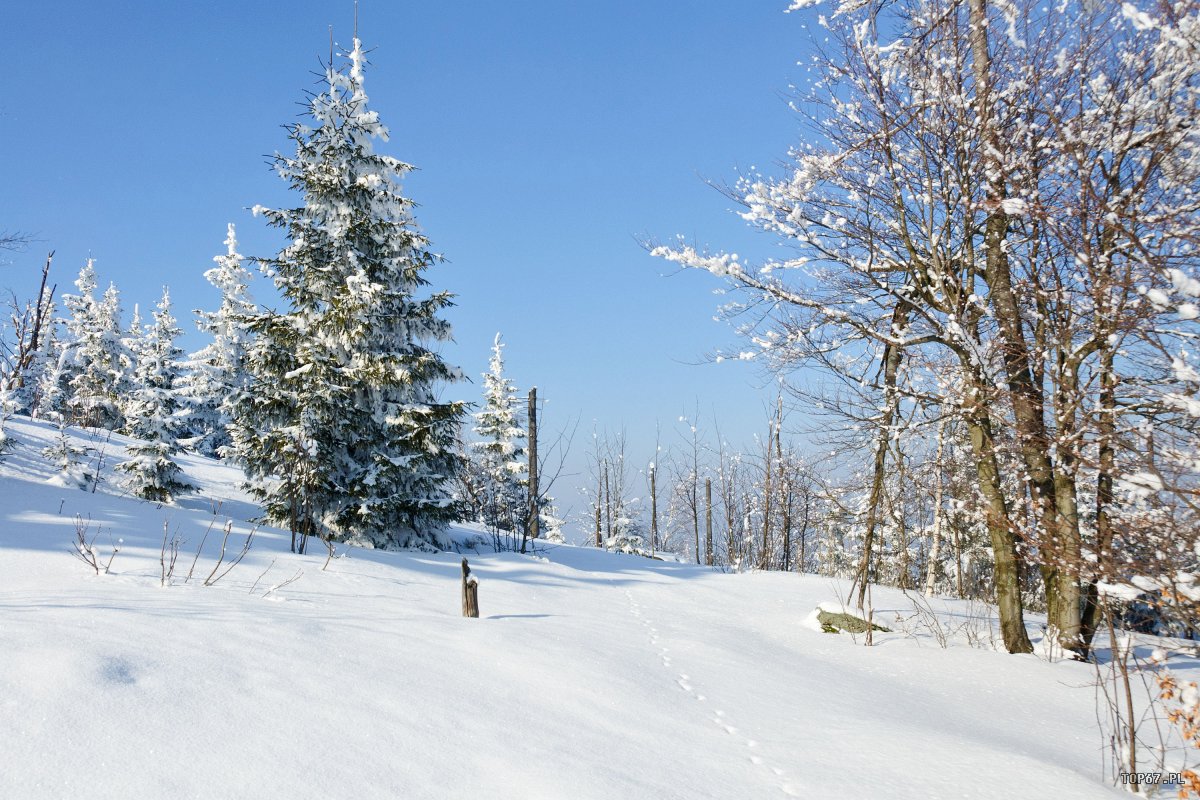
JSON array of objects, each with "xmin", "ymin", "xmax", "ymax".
[{"xmin": 622, "ymin": 588, "xmax": 802, "ymax": 797}]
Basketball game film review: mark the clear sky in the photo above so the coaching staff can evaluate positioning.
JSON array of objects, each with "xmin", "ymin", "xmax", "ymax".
[{"xmin": 0, "ymin": 1, "xmax": 816, "ymax": 528}]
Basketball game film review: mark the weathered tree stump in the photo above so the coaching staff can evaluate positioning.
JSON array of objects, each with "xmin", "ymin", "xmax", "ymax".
[{"xmin": 461, "ymin": 558, "xmax": 479, "ymax": 618}]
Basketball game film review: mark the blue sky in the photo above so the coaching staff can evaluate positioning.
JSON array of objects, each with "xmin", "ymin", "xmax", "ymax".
[{"xmin": 0, "ymin": 2, "xmax": 815, "ymax": 525}]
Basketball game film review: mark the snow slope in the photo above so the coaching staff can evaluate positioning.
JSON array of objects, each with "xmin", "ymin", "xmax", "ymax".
[{"xmin": 0, "ymin": 415, "xmax": 1189, "ymax": 799}]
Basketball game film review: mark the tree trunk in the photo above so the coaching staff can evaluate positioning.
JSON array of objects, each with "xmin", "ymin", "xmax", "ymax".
[
  {"xmin": 776, "ymin": 395, "xmax": 791, "ymax": 572},
  {"xmin": 594, "ymin": 489, "xmax": 602, "ymax": 548},
  {"xmin": 895, "ymin": 443, "xmax": 910, "ymax": 590},
  {"xmin": 761, "ymin": 414, "xmax": 774, "ymax": 570},
  {"xmin": 650, "ymin": 464, "xmax": 658, "ymax": 554},
  {"xmin": 3, "ymin": 252, "xmax": 55, "ymax": 394},
  {"xmin": 1082, "ymin": 346, "xmax": 1117, "ymax": 649},
  {"xmin": 852, "ymin": 305, "xmax": 906, "ymax": 610},
  {"xmin": 964, "ymin": 386, "xmax": 1034, "ymax": 653},
  {"xmin": 522, "ymin": 387, "xmax": 538, "ymax": 554},
  {"xmin": 924, "ymin": 417, "xmax": 948, "ymax": 596},
  {"xmin": 966, "ymin": 0, "xmax": 1079, "ymax": 657},
  {"xmin": 705, "ymin": 477, "xmax": 713, "ymax": 566}
]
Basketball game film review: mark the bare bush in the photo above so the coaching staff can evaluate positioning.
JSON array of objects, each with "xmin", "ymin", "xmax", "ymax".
[
  {"xmin": 160, "ymin": 520, "xmax": 182, "ymax": 587},
  {"xmin": 69, "ymin": 515, "xmax": 119, "ymax": 575},
  {"xmin": 203, "ymin": 521, "xmax": 255, "ymax": 587}
]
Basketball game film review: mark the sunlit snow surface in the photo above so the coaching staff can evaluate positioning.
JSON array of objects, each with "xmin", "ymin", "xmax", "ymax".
[{"xmin": 1, "ymin": 415, "xmax": 1190, "ymax": 799}]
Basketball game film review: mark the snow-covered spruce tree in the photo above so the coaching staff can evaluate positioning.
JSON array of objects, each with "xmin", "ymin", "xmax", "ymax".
[
  {"xmin": 33, "ymin": 311, "xmax": 66, "ymax": 420},
  {"xmin": 118, "ymin": 303, "xmax": 146, "ymax": 431},
  {"xmin": 470, "ymin": 333, "xmax": 528, "ymax": 534},
  {"xmin": 52, "ymin": 261, "xmax": 101, "ymax": 422},
  {"xmin": 42, "ymin": 418, "xmax": 94, "ymax": 489},
  {"xmin": 57, "ymin": 262, "xmax": 128, "ymax": 430},
  {"xmin": 116, "ymin": 287, "xmax": 195, "ymax": 502},
  {"xmin": 177, "ymin": 224, "xmax": 256, "ymax": 457},
  {"xmin": 231, "ymin": 38, "xmax": 464, "ymax": 550},
  {"xmin": 539, "ymin": 502, "xmax": 566, "ymax": 544},
  {"xmin": 606, "ymin": 513, "xmax": 649, "ymax": 556}
]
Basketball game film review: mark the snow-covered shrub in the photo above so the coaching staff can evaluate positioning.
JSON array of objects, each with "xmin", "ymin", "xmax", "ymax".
[{"xmin": 42, "ymin": 419, "xmax": 95, "ymax": 489}]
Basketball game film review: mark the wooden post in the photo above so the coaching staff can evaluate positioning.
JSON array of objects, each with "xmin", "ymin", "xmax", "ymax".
[
  {"xmin": 522, "ymin": 387, "xmax": 538, "ymax": 554},
  {"xmin": 461, "ymin": 558, "xmax": 479, "ymax": 618},
  {"xmin": 705, "ymin": 477, "xmax": 713, "ymax": 566}
]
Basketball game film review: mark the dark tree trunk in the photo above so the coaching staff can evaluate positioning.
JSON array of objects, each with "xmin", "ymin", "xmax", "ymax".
[{"xmin": 522, "ymin": 387, "xmax": 538, "ymax": 555}]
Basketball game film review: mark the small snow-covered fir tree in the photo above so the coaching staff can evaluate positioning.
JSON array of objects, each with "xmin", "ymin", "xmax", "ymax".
[
  {"xmin": 232, "ymin": 37, "xmax": 464, "ymax": 550},
  {"xmin": 471, "ymin": 333, "xmax": 528, "ymax": 533},
  {"xmin": 0, "ymin": 388, "xmax": 15, "ymax": 456},
  {"xmin": 116, "ymin": 288, "xmax": 194, "ymax": 502},
  {"xmin": 606, "ymin": 511, "xmax": 649, "ymax": 555},
  {"xmin": 178, "ymin": 223, "xmax": 256, "ymax": 457},
  {"xmin": 539, "ymin": 502, "xmax": 566, "ymax": 544},
  {"xmin": 58, "ymin": 263, "xmax": 128, "ymax": 430},
  {"xmin": 42, "ymin": 418, "xmax": 94, "ymax": 489}
]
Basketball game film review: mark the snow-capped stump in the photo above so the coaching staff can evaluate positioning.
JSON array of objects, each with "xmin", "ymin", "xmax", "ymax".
[
  {"xmin": 461, "ymin": 558, "xmax": 479, "ymax": 618},
  {"xmin": 816, "ymin": 608, "xmax": 890, "ymax": 635}
]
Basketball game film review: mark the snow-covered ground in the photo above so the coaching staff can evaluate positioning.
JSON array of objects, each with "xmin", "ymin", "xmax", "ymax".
[{"xmin": 1, "ymin": 414, "xmax": 1193, "ymax": 799}]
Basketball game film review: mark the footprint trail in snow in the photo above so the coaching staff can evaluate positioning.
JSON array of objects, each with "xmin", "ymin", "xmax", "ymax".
[{"xmin": 623, "ymin": 587, "xmax": 804, "ymax": 798}]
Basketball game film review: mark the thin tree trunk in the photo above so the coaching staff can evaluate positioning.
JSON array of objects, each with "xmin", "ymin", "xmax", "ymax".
[
  {"xmin": 924, "ymin": 417, "xmax": 948, "ymax": 596},
  {"xmin": 692, "ymin": 476, "xmax": 700, "ymax": 565},
  {"xmin": 953, "ymin": 523, "xmax": 964, "ymax": 598},
  {"xmin": 1082, "ymin": 346, "xmax": 1116, "ymax": 648},
  {"xmin": 761, "ymin": 413, "xmax": 774, "ymax": 571},
  {"xmin": 852, "ymin": 305, "xmax": 906, "ymax": 610},
  {"xmin": 705, "ymin": 477, "xmax": 713, "ymax": 566},
  {"xmin": 522, "ymin": 387, "xmax": 538, "ymax": 554},
  {"xmin": 603, "ymin": 460, "xmax": 612, "ymax": 548},
  {"xmin": 650, "ymin": 464, "xmax": 658, "ymax": 554},
  {"xmin": 776, "ymin": 395, "xmax": 791, "ymax": 571},
  {"xmin": 595, "ymin": 476, "xmax": 602, "ymax": 547},
  {"xmin": 4, "ymin": 252, "xmax": 55, "ymax": 393},
  {"xmin": 895, "ymin": 443, "xmax": 910, "ymax": 589}
]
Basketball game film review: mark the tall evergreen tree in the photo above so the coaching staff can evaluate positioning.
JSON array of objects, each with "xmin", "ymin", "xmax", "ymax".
[
  {"xmin": 116, "ymin": 287, "xmax": 194, "ymax": 502},
  {"xmin": 118, "ymin": 303, "xmax": 147, "ymax": 431},
  {"xmin": 58, "ymin": 261, "xmax": 127, "ymax": 429},
  {"xmin": 471, "ymin": 333, "xmax": 528, "ymax": 533},
  {"xmin": 231, "ymin": 38, "xmax": 464, "ymax": 550},
  {"xmin": 178, "ymin": 224, "xmax": 256, "ymax": 457}
]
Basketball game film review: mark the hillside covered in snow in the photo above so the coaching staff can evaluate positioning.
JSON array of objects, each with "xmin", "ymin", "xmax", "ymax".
[{"xmin": 3, "ymin": 414, "xmax": 1192, "ymax": 799}]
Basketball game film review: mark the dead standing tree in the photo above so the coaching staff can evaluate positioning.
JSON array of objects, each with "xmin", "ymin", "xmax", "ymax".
[
  {"xmin": 2, "ymin": 251, "xmax": 56, "ymax": 397},
  {"xmin": 521, "ymin": 386, "xmax": 538, "ymax": 554}
]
